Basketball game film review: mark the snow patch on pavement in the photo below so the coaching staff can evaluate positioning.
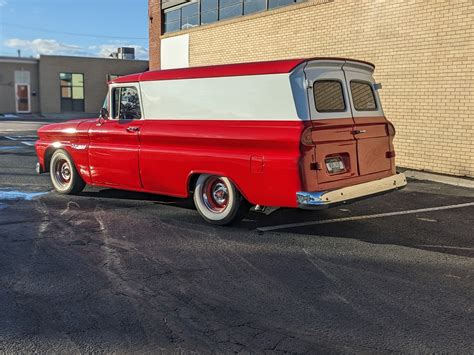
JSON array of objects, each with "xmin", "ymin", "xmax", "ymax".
[{"xmin": 0, "ymin": 190, "xmax": 49, "ymax": 201}]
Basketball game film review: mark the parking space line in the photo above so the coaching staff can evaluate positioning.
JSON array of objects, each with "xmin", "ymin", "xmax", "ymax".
[
  {"xmin": 20, "ymin": 141, "xmax": 35, "ymax": 146},
  {"xmin": 4, "ymin": 136, "xmax": 36, "ymax": 147},
  {"xmin": 257, "ymin": 202, "xmax": 474, "ymax": 232},
  {"xmin": 418, "ymin": 245, "xmax": 474, "ymax": 251}
]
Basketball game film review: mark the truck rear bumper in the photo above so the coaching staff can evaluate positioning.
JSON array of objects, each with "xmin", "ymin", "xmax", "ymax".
[{"xmin": 297, "ymin": 173, "xmax": 407, "ymax": 209}]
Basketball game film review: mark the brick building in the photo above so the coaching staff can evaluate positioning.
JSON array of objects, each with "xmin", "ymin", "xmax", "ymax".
[{"xmin": 148, "ymin": 0, "xmax": 473, "ymax": 177}]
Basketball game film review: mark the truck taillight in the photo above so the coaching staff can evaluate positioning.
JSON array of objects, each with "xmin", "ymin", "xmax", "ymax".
[
  {"xmin": 387, "ymin": 121, "xmax": 396, "ymax": 137},
  {"xmin": 301, "ymin": 127, "xmax": 314, "ymax": 146}
]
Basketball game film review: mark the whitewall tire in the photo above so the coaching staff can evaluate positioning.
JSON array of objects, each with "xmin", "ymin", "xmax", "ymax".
[
  {"xmin": 50, "ymin": 149, "xmax": 86, "ymax": 195},
  {"xmin": 193, "ymin": 174, "xmax": 249, "ymax": 225}
]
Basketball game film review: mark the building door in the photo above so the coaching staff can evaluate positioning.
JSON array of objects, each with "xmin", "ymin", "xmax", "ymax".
[{"xmin": 15, "ymin": 84, "xmax": 31, "ymax": 113}]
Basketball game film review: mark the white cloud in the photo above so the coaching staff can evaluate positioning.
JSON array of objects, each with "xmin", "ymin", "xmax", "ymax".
[
  {"xmin": 4, "ymin": 38, "xmax": 87, "ymax": 56},
  {"xmin": 4, "ymin": 38, "xmax": 149, "ymax": 60}
]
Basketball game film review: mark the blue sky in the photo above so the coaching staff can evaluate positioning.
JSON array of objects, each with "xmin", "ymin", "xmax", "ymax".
[{"xmin": 0, "ymin": 0, "xmax": 149, "ymax": 59}]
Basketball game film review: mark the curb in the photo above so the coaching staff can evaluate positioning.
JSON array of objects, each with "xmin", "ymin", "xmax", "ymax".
[{"xmin": 400, "ymin": 169, "xmax": 474, "ymax": 189}]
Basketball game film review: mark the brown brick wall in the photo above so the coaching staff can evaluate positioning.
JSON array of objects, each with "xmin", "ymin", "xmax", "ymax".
[
  {"xmin": 156, "ymin": 0, "xmax": 474, "ymax": 177},
  {"xmin": 149, "ymin": 0, "xmax": 162, "ymax": 70}
]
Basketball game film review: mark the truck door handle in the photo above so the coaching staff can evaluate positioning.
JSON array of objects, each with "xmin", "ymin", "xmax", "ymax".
[
  {"xmin": 352, "ymin": 129, "xmax": 367, "ymax": 135},
  {"xmin": 126, "ymin": 126, "xmax": 140, "ymax": 133}
]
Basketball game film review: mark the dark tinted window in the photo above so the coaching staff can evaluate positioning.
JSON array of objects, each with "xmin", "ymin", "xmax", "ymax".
[
  {"xmin": 350, "ymin": 81, "xmax": 377, "ymax": 111},
  {"xmin": 164, "ymin": 9, "xmax": 181, "ymax": 33},
  {"xmin": 165, "ymin": 21, "xmax": 181, "ymax": 33},
  {"xmin": 181, "ymin": 3, "xmax": 199, "ymax": 29},
  {"xmin": 165, "ymin": 9, "xmax": 180, "ymax": 22},
  {"xmin": 220, "ymin": 0, "xmax": 243, "ymax": 19},
  {"xmin": 202, "ymin": 0, "xmax": 218, "ymax": 11},
  {"xmin": 313, "ymin": 80, "xmax": 346, "ymax": 112},
  {"xmin": 163, "ymin": 0, "xmax": 299, "ymax": 33},
  {"xmin": 268, "ymin": 0, "xmax": 295, "ymax": 9},
  {"xmin": 244, "ymin": 0, "xmax": 266, "ymax": 14},
  {"xmin": 201, "ymin": 0, "xmax": 218, "ymax": 24},
  {"xmin": 201, "ymin": 10, "xmax": 218, "ymax": 24}
]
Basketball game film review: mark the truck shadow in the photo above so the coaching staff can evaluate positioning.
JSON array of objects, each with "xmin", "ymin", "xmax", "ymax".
[
  {"xmin": 79, "ymin": 188, "xmax": 196, "ymax": 210},
  {"xmin": 74, "ymin": 186, "xmax": 474, "ymax": 258}
]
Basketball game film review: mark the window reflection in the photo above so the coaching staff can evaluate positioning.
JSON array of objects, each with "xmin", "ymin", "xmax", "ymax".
[
  {"xmin": 163, "ymin": 0, "xmax": 299, "ymax": 33},
  {"xmin": 60, "ymin": 72, "xmax": 84, "ymax": 112},
  {"xmin": 244, "ymin": 0, "xmax": 265, "ymax": 14}
]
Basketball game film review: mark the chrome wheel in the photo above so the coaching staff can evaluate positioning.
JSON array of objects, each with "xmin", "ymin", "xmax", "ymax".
[
  {"xmin": 54, "ymin": 159, "xmax": 72, "ymax": 188},
  {"xmin": 193, "ymin": 174, "xmax": 249, "ymax": 225},
  {"xmin": 49, "ymin": 149, "xmax": 86, "ymax": 195},
  {"xmin": 202, "ymin": 176, "xmax": 229, "ymax": 213}
]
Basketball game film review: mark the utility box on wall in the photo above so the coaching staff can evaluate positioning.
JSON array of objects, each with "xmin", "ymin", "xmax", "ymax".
[{"xmin": 161, "ymin": 34, "xmax": 189, "ymax": 70}]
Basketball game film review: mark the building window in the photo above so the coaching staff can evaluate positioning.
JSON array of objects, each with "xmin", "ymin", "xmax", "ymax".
[
  {"xmin": 60, "ymin": 73, "xmax": 84, "ymax": 112},
  {"xmin": 201, "ymin": 0, "xmax": 218, "ymax": 24},
  {"xmin": 244, "ymin": 0, "xmax": 266, "ymax": 14},
  {"xmin": 163, "ymin": 0, "xmax": 300, "ymax": 33},
  {"xmin": 164, "ymin": 8, "xmax": 181, "ymax": 33},
  {"xmin": 350, "ymin": 81, "xmax": 377, "ymax": 111},
  {"xmin": 313, "ymin": 80, "xmax": 346, "ymax": 113},
  {"xmin": 219, "ymin": 0, "xmax": 243, "ymax": 20},
  {"xmin": 181, "ymin": 2, "xmax": 200, "ymax": 29},
  {"xmin": 268, "ymin": 0, "xmax": 296, "ymax": 9}
]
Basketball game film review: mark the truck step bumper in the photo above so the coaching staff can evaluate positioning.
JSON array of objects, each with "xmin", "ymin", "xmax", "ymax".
[{"xmin": 297, "ymin": 173, "xmax": 407, "ymax": 209}]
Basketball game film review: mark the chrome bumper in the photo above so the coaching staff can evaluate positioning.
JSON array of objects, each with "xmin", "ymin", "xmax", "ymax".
[
  {"xmin": 297, "ymin": 173, "xmax": 407, "ymax": 209},
  {"xmin": 36, "ymin": 162, "xmax": 43, "ymax": 175}
]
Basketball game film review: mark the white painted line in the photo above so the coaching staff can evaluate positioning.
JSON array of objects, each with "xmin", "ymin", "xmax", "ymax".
[
  {"xmin": 21, "ymin": 141, "xmax": 35, "ymax": 146},
  {"xmin": 257, "ymin": 202, "xmax": 474, "ymax": 232},
  {"xmin": 4, "ymin": 135, "xmax": 37, "ymax": 141},
  {"xmin": 418, "ymin": 245, "xmax": 474, "ymax": 251},
  {"xmin": 2, "ymin": 135, "xmax": 36, "ymax": 147}
]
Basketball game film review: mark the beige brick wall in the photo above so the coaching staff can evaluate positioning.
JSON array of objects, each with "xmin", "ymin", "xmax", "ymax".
[{"xmin": 160, "ymin": 0, "xmax": 474, "ymax": 177}]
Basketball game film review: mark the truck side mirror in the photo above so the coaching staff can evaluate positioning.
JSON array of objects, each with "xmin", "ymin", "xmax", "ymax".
[
  {"xmin": 97, "ymin": 108, "xmax": 109, "ymax": 126},
  {"xmin": 374, "ymin": 83, "xmax": 383, "ymax": 90},
  {"xmin": 99, "ymin": 107, "xmax": 109, "ymax": 119}
]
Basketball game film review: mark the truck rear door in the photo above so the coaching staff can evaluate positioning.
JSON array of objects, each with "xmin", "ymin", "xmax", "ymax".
[
  {"xmin": 342, "ymin": 62, "xmax": 392, "ymax": 176},
  {"xmin": 304, "ymin": 60, "xmax": 359, "ymax": 184}
]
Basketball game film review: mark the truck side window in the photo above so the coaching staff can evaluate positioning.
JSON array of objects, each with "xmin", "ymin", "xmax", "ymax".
[
  {"xmin": 350, "ymin": 81, "xmax": 377, "ymax": 111},
  {"xmin": 112, "ymin": 87, "xmax": 142, "ymax": 120},
  {"xmin": 313, "ymin": 80, "xmax": 346, "ymax": 112}
]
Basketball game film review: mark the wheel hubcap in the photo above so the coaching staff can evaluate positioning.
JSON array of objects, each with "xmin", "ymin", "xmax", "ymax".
[
  {"xmin": 54, "ymin": 159, "xmax": 72, "ymax": 187},
  {"xmin": 202, "ymin": 177, "xmax": 229, "ymax": 213}
]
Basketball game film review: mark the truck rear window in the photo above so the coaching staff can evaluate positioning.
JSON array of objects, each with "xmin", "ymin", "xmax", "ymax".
[
  {"xmin": 350, "ymin": 81, "xmax": 377, "ymax": 111},
  {"xmin": 313, "ymin": 80, "xmax": 346, "ymax": 112}
]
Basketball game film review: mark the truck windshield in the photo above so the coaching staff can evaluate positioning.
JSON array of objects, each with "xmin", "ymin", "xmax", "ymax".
[{"xmin": 102, "ymin": 94, "xmax": 109, "ymax": 110}]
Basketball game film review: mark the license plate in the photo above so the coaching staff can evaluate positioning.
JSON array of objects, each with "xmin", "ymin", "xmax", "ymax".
[{"xmin": 325, "ymin": 157, "xmax": 345, "ymax": 174}]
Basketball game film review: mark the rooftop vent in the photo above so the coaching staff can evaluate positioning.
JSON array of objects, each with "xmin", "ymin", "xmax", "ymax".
[{"xmin": 109, "ymin": 47, "xmax": 135, "ymax": 60}]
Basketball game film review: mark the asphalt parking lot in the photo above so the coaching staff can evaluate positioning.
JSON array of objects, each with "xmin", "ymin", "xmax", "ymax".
[{"xmin": 0, "ymin": 118, "xmax": 473, "ymax": 353}]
